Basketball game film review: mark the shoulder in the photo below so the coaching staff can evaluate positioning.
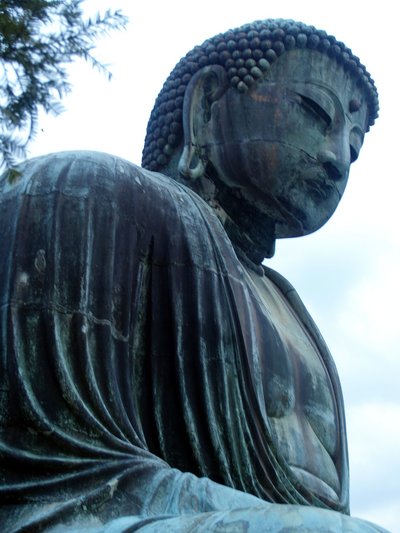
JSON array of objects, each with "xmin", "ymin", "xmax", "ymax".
[
  {"xmin": 1, "ymin": 150, "xmax": 181, "ymax": 199},
  {"xmin": 0, "ymin": 150, "xmax": 230, "ymax": 266},
  {"xmin": 0, "ymin": 150, "xmax": 209, "ymax": 224}
]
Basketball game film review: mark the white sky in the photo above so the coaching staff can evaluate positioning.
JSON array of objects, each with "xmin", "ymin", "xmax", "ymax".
[{"xmin": 29, "ymin": 1, "xmax": 400, "ymax": 531}]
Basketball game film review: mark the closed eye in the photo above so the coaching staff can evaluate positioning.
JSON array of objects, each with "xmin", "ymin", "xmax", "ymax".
[
  {"xmin": 298, "ymin": 95, "xmax": 332, "ymax": 127},
  {"xmin": 350, "ymin": 145, "xmax": 359, "ymax": 163},
  {"xmin": 350, "ymin": 127, "xmax": 364, "ymax": 163}
]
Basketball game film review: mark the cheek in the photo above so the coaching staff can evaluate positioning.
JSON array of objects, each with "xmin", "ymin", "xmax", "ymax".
[
  {"xmin": 247, "ymin": 143, "xmax": 290, "ymax": 194},
  {"xmin": 210, "ymin": 141, "xmax": 286, "ymax": 193}
]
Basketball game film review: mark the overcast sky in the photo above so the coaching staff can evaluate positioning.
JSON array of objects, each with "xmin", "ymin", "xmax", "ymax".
[{"xmin": 28, "ymin": 1, "xmax": 399, "ymax": 531}]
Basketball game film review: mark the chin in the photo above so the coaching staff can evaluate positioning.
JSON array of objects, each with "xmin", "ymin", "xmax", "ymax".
[{"xmin": 274, "ymin": 197, "xmax": 340, "ymax": 238}]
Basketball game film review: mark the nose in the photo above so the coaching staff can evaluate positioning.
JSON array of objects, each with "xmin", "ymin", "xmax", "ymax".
[{"xmin": 317, "ymin": 149, "xmax": 348, "ymax": 181}]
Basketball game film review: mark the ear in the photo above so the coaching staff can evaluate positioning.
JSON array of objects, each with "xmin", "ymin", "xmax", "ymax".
[{"xmin": 178, "ymin": 65, "xmax": 229, "ymax": 181}]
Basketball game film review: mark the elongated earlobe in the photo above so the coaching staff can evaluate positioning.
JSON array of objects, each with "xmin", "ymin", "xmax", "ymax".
[
  {"xmin": 178, "ymin": 144, "xmax": 205, "ymax": 180},
  {"xmin": 178, "ymin": 65, "xmax": 228, "ymax": 181}
]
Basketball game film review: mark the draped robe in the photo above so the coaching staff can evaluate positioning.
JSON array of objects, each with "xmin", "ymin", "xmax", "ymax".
[{"xmin": 0, "ymin": 151, "xmax": 351, "ymax": 531}]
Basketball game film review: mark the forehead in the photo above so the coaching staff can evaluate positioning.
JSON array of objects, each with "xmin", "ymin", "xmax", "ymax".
[{"xmin": 258, "ymin": 48, "xmax": 369, "ymax": 126}]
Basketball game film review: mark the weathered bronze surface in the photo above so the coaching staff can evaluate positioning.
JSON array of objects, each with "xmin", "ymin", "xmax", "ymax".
[{"xmin": 0, "ymin": 19, "xmax": 388, "ymax": 532}]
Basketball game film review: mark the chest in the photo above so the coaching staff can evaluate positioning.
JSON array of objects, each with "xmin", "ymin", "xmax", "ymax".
[{"xmin": 243, "ymin": 267, "xmax": 338, "ymax": 457}]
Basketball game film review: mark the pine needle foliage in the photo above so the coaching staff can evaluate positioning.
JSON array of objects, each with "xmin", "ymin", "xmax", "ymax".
[{"xmin": 0, "ymin": 0, "xmax": 127, "ymax": 171}]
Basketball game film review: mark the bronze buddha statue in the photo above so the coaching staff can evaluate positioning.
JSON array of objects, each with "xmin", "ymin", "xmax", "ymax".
[{"xmin": 0, "ymin": 18, "xmax": 387, "ymax": 532}]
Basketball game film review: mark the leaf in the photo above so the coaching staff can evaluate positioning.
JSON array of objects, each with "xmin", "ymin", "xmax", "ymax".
[{"xmin": 0, "ymin": 0, "xmax": 128, "ymax": 171}]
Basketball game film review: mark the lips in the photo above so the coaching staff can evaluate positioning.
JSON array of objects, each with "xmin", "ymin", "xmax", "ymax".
[{"xmin": 306, "ymin": 177, "xmax": 337, "ymax": 201}]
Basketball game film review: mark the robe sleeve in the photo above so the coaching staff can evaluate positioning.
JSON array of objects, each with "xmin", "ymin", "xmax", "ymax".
[{"xmin": 0, "ymin": 151, "xmax": 266, "ymax": 530}]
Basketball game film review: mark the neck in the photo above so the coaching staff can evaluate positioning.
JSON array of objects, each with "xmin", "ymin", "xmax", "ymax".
[
  {"xmin": 214, "ymin": 182, "xmax": 276, "ymax": 265},
  {"xmin": 160, "ymin": 160, "xmax": 276, "ymax": 265}
]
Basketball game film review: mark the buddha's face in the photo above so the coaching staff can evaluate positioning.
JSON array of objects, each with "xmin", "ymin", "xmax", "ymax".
[{"xmin": 199, "ymin": 49, "xmax": 369, "ymax": 238}]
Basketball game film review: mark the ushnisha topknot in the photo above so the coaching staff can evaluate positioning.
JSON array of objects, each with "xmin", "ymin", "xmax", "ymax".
[{"xmin": 142, "ymin": 19, "xmax": 379, "ymax": 172}]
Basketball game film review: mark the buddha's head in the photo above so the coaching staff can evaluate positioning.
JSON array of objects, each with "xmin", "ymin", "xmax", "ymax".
[{"xmin": 142, "ymin": 20, "xmax": 378, "ymax": 261}]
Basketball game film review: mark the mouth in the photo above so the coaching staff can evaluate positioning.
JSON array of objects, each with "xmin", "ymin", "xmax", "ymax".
[
  {"xmin": 274, "ymin": 168, "xmax": 341, "ymax": 238},
  {"xmin": 306, "ymin": 176, "xmax": 338, "ymax": 202}
]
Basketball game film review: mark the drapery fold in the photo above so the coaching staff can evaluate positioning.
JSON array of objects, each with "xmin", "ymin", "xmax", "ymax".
[{"xmin": 0, "ymin": 151, "xmax": 349, "ymax": 530}]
